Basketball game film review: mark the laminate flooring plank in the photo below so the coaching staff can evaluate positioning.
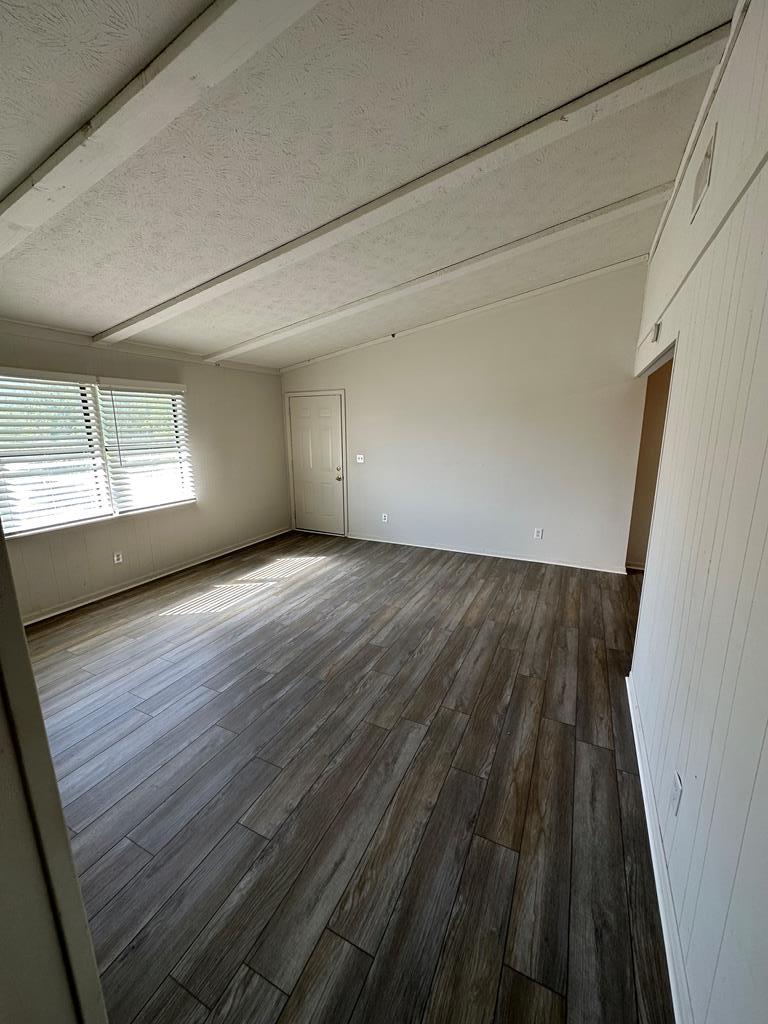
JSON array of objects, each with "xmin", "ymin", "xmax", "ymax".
[
  {"xmin": 575, "ymin": 635, "xmax": 613, "ymax": 750},
  {"xmin": 443, "ymin": 619, "xmax": 503, "ymax": 715},
  {"xmin": 423, "ymin": 835, "xmax": 518, "ymax": 1024},
  {"xmin": 348, "ymin": 768, "xmax": 483, "ymax": 1024},
  {"xmin": 173, "ymin": 722, "xmax": 387, "ymax": 1007},
  {"xmin": 331, "ymin": 706, "xmax": 468, "ymax": 953},
  {"xmin": 495, "ymin": 968, "xmax": 565, "ymax": 1024},
  {"xmin": 130, "ymin": 700, "xmax": 302, "ymax": 853},
  {"xmin": 568, "ymin": 742, "xmax": 636, "ymax": 1024},
  {"xmin": 101, "ymin": 823, "xmax": 264, "ymax": 1024},
  {"xmin": 452, "ymin": 644, "xmax": 520, "ymax": 778},
  {"xmin": 47, "ymin": 690, "xmax": 144, "ymax": 750},
  {"xmin": 259, "ymin": 645, "xmax": 387, "ymax": 767},
  {"xmin": 522, "ymin": 562, "xmax": 547, "ymax": 589},
  {"xmin": 216, "ymin": 670, "xmax": 322, "ymax": 734},
  {"xmin": 506, "ymin": 718, "xmax": 574, "ymax": 995},
  {"xmin": 63, "ymin": 710, "xmax": 238, "ymax": 832},
  {"xmin": 519, "ymin": 565, "xmax": 563, "ymax": 678},
  {"xmin": 617, "ymin": 771, "xmax": 675, "ymax": 1024},
  {"xmin": 206, "ymin": 965, "xmax": 286, "ymax": 1024},
  {"xmin": 249, "ymin": 719, "xmax": 425, "ymax": 991},
  {"xmin": 91, "ymin": 755, "xmax": 279, "ymax": 971},
  {"xmin": 240, "ymin": 669, "xmax": 393, "ymax": 838},
  {"xmin": 277, "ymin": 931, "xmax": 371, "ymax": 1024},
  {"xmin": 132, "ymin": 977, "xmax": 208, "ymax": 1024},
  {"xmin": 607, "ymin": 648, "xmax": 639, "ymax": 775},
  {"xmin": 578, "ymin": 571, "xmax": 604, "ymax": 640},
  {"xmin": 475, "ymin": 674, "xmax": 545, "ymax": 849},
  {"xmin": 316, "ymin": 607, "xmax": 399, "ymax": 682},
  {"xmin": 136, "ymin": 662, "xmax": 265, "ymax": 714},
  {"xmin": 370, "ymin": 619, "xmax": 434, "ymax": 676},
  {"xmin": 492, "ymin": 573, "xmax": 529, "ymax": 631},
  {"xmin": 497, "ymin": 585, "xmax": 539, "ymax": 653},
  {"xmin": 461, "ymin": 577, "xmax": 502, "ymax": 628},
  {"xmin": 435, "ymin": 572, "xmax": 486, "ymax": 631},
  {"xmin": 403, "ymin": 625, "xmax": 477, "ymax": 725},
  {"xmin": 625, "ymin": 573, "xmax": 642, "ymax": 641},
  {"xmin": 71, "ymin": 725, "xmax": 233, "ymax": 873},
  {"xmin": 601, "ymin": 583, "xmax": 632, "ymax": 653},
  {"xmin": 559, "ymin": 568, "xmax": 581, "ymax": 630},
  {"xmin": 366, "ymin": 626, "xmax": 452, "ymax": 729},
  {"xmin": 54, "ymin": 709, "xmax": 151, "ymax": 779},
  {"xmin": 60, "ymin": 675, "xmax": 261, "ymax": 810},
  {"xmin": 78, "ymin": 837, "xmax": 152, "ymax": 918},
  {"xmin": 543, "ymin": 625, "xmax": 578, "ymax": 727}
]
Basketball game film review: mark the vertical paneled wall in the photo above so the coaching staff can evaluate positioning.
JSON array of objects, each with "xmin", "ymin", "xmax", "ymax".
[{"xmin": 630, "ymin": 3, "xmax": 768, "ymax": 1022}]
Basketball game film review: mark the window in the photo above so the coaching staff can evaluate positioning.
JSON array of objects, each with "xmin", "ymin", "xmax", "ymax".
[
  {"xmin": 0, "ymin": 372, "xmax": 195, "ymax": 536},
  {"xmin": 98, "ymin": 383, "xmax": 195, "ymax": 515}
]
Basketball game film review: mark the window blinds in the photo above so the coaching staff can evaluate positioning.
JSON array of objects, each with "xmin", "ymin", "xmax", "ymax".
[
  {"xmin": 98, "ymin": 385, "xmax": 194, "ymax": 514},
  {"xmin": 0, "ymin": 373, "xmax": 195, "ymax": 536},
  {"xmin": 0, "ymin": 375, "xmax": 111, "ymax": 534}
]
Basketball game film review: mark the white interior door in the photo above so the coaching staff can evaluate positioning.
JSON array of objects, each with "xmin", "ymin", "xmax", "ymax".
[{"xmin": 289, "ymin": 394, "xmax": 345, "ymax": 534}]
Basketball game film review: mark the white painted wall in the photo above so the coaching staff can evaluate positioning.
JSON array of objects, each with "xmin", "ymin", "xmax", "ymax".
[
  {"xmin": 283, "ymin": 263, "xmax": 648, "ymax": 573},
  {"xmin": 0, "ymin": 680, "xmax": 81, "ymax": 1023},
  {"xmin": 0, "ymin": 326, "xmax": 290, "ymax": 621},
  {"xmin": 629, "ymin": 4, "xmax": 768, "ymax": 1022}
]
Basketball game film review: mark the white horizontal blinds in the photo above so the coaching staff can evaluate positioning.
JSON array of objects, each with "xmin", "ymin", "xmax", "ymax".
[
  {"xmin": 98, "ymin": 385, "xmax": 194, "ymax": 513},
  {"xmin": 0, "ymin": 375, "xmax": 111, "ymax": 535}
]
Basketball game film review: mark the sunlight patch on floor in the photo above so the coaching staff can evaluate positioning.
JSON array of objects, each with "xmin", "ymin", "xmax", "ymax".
[
  {"xmin": 160, "ymin": 582, "xmax": 274, "ymax": 616},
  {"xmin": 237, "ymin": 555, "xmax": 325, "ymax": 582}
]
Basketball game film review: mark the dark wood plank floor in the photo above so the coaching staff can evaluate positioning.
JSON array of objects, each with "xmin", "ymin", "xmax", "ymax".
[{"xmin": 28, "ymin": 533, "xmax": 673, "ymax": 1024}]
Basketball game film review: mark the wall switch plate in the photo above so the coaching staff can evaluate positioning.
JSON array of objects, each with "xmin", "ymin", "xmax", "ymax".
[
  {"xmin": 671, "ymin": 772, "xmax": 683, "ymax": 817},
  {"xmin": 381, "ymin": 513, "xmax": 388, "ymax": 523},
  {"xmin": 356, "ymin": 453, "xmax": 365, "ymax": 463},
  {"xmin": 533, "ymin": 528, "xmax": 544, "ymax": 540},
  {"xmin": 113, "ymin": 551, "xmax": 124, "ymax": 565}
]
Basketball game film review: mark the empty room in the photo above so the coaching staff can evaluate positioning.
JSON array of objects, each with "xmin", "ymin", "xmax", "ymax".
[{"xmin": 1, "ymin": 1, "xmax": 766, "ymax": 1023}]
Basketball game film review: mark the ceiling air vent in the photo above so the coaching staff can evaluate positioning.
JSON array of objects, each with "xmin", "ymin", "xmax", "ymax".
[{"xmin": 691, "ymin": 127, "xmax": 716, "ymax": 221}]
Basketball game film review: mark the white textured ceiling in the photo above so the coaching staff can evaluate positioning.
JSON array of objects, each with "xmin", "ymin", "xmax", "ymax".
[
  {"xmin": 0, "ymin": 0, "xmax": 210, "ymax": 196},
  {"xmin": 0, "ymin": 0, "xmax": 735, "ymax": 368}
]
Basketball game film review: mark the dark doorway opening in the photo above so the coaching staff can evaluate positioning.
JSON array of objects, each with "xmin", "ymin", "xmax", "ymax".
[{"xmin": 627, "ymin": 356, "xmax": 673, "ymax": 571}]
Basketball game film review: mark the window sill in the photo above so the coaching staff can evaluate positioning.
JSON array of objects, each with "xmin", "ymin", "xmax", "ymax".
[{"xmin": 5, "ymin": 499, "xmax": 198, "ymax": 541}]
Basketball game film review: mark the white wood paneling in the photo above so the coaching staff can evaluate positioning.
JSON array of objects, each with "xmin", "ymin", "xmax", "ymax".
[
  {"xmin": 639, "ymin": 0, "xmax": 768, "ymax": 347},
  {"xmin": 631, "ymin": 5, "xmax": 768, "ymax": 1020}
]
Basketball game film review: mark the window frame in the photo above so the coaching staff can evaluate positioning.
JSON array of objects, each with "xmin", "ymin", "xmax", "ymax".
[{"xmin": 0, "ymin": 368, "xmax": 197, "ymax": 539}]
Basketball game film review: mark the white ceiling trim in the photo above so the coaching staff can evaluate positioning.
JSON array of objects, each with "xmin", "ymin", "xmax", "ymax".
[
  {"xmin": 203, "ymin": 184, "xmax": 671, "ymax": 363},
  {"xmin": 277, "ymin": 256, "xmax": 649, "ymax": 373},
  {"xmin": 0, "ymin": 0, "xmax": 322, "ymax": 259},
  {"xmin": 92, "ymin": 26, "xmax": 727, "ymax": 348}
]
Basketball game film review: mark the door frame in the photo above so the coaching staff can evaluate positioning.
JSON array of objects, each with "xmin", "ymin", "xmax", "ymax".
[
  {"xmin": 0, "ymin": 524, "xmax": 108, "ymax": 1022},
  {"xmin": 283, "ymin": 388, "xmax": 348, "ymax": 536}
]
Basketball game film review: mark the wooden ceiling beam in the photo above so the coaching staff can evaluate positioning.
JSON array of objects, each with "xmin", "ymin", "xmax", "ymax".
[{"xmin": 92, "ymin": 26, "xmax": 727, "ymax": 347}]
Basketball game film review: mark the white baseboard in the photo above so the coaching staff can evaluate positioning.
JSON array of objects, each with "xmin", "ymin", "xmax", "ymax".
[
  {"xmin": 22, "ymin": 526, "xmax": 292, "ymax": 625},
  {"xmin": 347, "ymin": 532, "xmax": 627, "ymax": 575},
  {"xmin": 626, "ymin": 671, "xmax": 694, "ymax": 1024}
]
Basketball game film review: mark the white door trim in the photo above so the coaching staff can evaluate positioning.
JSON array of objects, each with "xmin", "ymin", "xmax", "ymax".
[
  {"xmin": 283, "ymin": 389, "xmax": 348, "ymax": 536},
  {"xmin": 0, "ymin": 525, "xmax": 108, "ymax": 1022}
]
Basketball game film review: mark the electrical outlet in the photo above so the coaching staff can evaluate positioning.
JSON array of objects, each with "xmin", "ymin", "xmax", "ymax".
[
  {"xmin": 670, "ymin": 772, "xmax": 683, "ymax": 817},
  {"xmin": 356, "ymin": 453, "xmax": 365, "ymax": 463},
  {"xmin": 533, "ymin": 528, "xmax": 544, "ymax": 540},
  {"xmin": 381, "ymin": 513, "xmax": 388, "ymax": 523},
  {"xmin": 113, "ymin": 551, "xmax": 124, "ymax": 565}
]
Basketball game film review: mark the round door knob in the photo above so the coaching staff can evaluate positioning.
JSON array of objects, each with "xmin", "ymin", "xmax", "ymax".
[{"xmin": 336, "ymin": 475, "xmax": 343, "ymax": 481}]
